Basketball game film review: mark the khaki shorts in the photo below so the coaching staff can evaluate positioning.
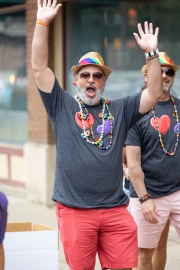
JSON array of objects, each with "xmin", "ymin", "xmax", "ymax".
[{"xmin": 130, "ymin": 190, "xmax": 180, "ymax": 249}]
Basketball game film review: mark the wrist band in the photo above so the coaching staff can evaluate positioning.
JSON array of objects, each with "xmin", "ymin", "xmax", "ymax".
[
  {"xmin": 139, "ymin": 193, "xmax": 151, "ymax": 204},
  {"xmin": 146, "ymin": 55, "xmax": 159, "ymax": 61},
  {"xmin": 36, "ymin": 20, "xmax": 49, "ymax": 27},
  {"xmin": 145, "ymin": 48, "xmax": 159, "ymax": 58}
]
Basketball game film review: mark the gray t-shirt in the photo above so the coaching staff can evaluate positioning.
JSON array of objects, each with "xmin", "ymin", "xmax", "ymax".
[
  {"xmin": 38, "ymin": 78, "xmax": 143, "ymax": 208},
  {"xmin": 125, "ymin": 97, "xmax": 180, "ymax": 198}
]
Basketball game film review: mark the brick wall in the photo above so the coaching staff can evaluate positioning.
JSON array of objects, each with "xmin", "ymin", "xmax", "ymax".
[{"xmin": 26, "ymin": 0, "xmax": 55, "ymax": 143}]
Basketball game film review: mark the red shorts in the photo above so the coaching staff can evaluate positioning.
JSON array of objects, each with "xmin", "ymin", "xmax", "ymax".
[{"xmin": 56, "ymin": 202, "xmax": 137, "ymax": 270}]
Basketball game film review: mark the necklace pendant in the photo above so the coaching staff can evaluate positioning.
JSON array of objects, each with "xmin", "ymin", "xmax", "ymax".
[
  {"xmin": 98, "ymin": 112, "xmax": 108, "ymax": 119},
  {"xmin": 81, "ymin": 130, "xmax": 91, "ymax": 139},
  {"xmin": 97, "ymin": 140, "xmax": 103, "ymax": 147},
  {"xmin": 94, "ymin": 138, "xmax": 103, "ymax": 146},
  {"xmin": 174, "ymin": 123, "xmax": 180, "ymax": 134},
  {"xmin": 77, "ymin": 112, "xmax": 87, "ymax": 120},
  {"xmin": 108, "ymin": 115, "xmax": 114, "ymax": 120}
]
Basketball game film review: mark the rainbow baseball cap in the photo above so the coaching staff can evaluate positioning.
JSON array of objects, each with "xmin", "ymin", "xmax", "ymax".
[
  {"xmin": 142, "ymin": 52, "xmax": 179, "ymax": 73},
  {"xmin": 71, "ymin": 52, "xmax": 111, "ymax": 76}
]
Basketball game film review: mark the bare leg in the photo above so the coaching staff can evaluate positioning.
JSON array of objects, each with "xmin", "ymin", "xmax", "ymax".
[
  {"xmin": 133, "ymin": 248, "xmax": 154, "ymax": 270},
  {"xmin": 152, "ymin": 219, "xmax": 170, "ymax": 270},
  {"xmin": 0, "ymin": 243, "xmax": 4, "ymax": 270}
]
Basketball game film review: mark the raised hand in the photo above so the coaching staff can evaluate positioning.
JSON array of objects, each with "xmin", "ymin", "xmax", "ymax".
[
  {"xmin": 37, "ymin": 0, "xmax": 62, "ymax": 24},
  {"xmin": 133, "ymin": 21, "xmax": 159, "ymax": 53}
]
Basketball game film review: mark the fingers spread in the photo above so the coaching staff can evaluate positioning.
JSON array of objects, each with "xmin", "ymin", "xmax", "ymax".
[
  {"xmin": 144, "ymin": 21, "xmax": 149, "ymax": 34},
  {"xmin": 47, "ymin": 0, "xmax": 52, "ymax": 7},
  {"xmin": 37, "ymin": 0, "xmax": 42, "ymax": 8},
  {"xmin": 137, "ymin": 23, "xmax": 144, "ymax": 37},
  {"xmin": 43, "ymin": 0, "xmax": 48, "ymax": 7},
  {"xmin": 133, "ymin": 33, "xmax": 140, "ymax": 43},
  {"xmin": 51, "ymin": 0, "xmax": 57, "ymax": 9},
  {"xmin": 149, "ymin": 22, "xmax": 153, "ymax": 34},
  {"xmin": 154, "ymin": 27, "xmax": 159, "ymax": 37}
]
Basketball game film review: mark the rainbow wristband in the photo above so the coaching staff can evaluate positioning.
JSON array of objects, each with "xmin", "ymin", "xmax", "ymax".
[{"xmin": 36, "ymin": 20, "xmax": 49, "ymax": 27}]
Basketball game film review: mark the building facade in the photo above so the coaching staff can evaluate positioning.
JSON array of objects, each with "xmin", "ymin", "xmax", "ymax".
[{"xmin": 0, "ymin": 0, "xmax": 180, "ymax": 205}]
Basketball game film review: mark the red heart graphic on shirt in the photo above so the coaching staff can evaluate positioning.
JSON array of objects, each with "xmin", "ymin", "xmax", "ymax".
[
  {"xmin": 75, "ymin": 112, "xmax": 95, "ymax": 129},
  {"xmin": 150, "ymin": 115, "xmax": 171, "ymax": 135}
]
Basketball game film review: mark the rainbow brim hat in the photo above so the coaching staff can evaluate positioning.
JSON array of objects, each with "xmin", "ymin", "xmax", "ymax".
[
  {"xmin": 142, "ymin": 52, "xmax": 179, "ymax": 73},
  {"xmin": 71, "ymin": 52, "xmax": 111, "ymax": 76}
]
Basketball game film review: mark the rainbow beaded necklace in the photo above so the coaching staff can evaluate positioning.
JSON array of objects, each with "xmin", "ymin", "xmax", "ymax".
[
  {"xmin": 151, "ymin": 94, "xmax": 179, "ymax": 156},
  {"xmin": 75, "ymin": 96, "xmax": 114, "ymax": 150}
]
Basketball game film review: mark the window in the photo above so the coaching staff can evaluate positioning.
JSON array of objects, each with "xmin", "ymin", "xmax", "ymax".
[
  {"xmin": 0, "ymin": 7, "xmax": 27, "ymax": 144},
  {"xmin": 65, "ymin": 0, "xmax": 180, "ymax": 99}
]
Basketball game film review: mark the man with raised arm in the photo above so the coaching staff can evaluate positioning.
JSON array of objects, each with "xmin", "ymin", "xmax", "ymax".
[
  {"xmin": 125, "ymin": 52, "xmax": 180, "ymax": 270},
  {"xmin": 31, "ymin": 1, "xmax": 163, "ymax": 269}
]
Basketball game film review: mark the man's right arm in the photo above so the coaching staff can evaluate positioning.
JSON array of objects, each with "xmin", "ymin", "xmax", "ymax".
[
  {"xmin": 31, "ymin": 0, "xmax": 62, "ymax": 93},
  {"xmin": 126, "ymin": 145, "xmax": 160, "ymax": 224}
]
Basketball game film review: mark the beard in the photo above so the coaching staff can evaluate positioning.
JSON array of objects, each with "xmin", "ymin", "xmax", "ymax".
[
  {"xmin": 76, "ymin": 82, "xmax": 105, "ymax": 106},
  {"xmin": 163, "ymin": 82, "xmax": 170, "ymax": 93}
]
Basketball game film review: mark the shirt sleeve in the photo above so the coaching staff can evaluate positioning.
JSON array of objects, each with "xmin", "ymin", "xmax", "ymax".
[
  {"xmin": 123, "ymin": 90, "xmax": 145, "ymax": 131},
  {"xmin": 38, "ymin": 77, "xmax": 72, "ymax": 122},
  {"xmin": 125, "ymin": 123, "xmax": 142, "ymax": 147}
]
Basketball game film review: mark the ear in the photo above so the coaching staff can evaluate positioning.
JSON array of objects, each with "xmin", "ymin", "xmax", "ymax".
[{"xmin": 144, "ymin": 73, "xmax": 147, "ymax": 83}]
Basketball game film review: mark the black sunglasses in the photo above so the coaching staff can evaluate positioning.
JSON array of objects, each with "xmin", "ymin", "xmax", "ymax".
[
  {"xmin": 79, "ymin": 72, "xmax": 104, "ymax": 80},
  {"xmin": 162, "ymin": 68, "xmax": 175, "ymax": 77}
]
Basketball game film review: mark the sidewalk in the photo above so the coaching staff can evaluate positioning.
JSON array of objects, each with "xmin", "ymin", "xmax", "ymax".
[{"xmin": 5, "ymin": 192, "xmax": 180, "ymax": 270}]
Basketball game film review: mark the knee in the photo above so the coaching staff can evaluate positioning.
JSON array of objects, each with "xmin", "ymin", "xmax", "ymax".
[
  {"xmin": 138, "ymin": 248, "xmax": 154, "ymax": 263},
  {"xmin": 154, "ymin": 241, "xmax": 167, "ymax": 254}
]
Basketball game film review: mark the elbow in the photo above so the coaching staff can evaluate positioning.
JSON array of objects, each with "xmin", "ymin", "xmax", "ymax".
[
  {"xmin": 31, "ymin": 57, "xmax": 47, "ymax": 73},
  {"xmin": 31, "ymin": 64, "xmax": 40, "ymax": 79},
  {"xmin": 31, "ymin": 60, "xmax": 46, "ymax": 79},
  {"xmin": 31, "ymin": 58, "xmax": 38, "ymax": 73}
]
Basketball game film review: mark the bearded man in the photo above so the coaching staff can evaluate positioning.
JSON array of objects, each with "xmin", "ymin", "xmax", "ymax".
[
  {"xmin": 31, "ymin": 1, "xmax": 163, "ymax": 269},
  {"xmin": 125, "ymin": 52, "xmax": 180, "ymax": 270}
]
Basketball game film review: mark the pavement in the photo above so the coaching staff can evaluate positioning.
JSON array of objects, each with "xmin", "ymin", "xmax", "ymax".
[{"xmin": 3, "ymin": 191, "xmax": 180, "ymax": 270}]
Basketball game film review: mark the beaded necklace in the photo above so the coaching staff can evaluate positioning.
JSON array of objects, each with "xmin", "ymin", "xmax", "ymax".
[
  {"xmin": 151, "ymin": 94, "xmax": 179, "ymax": 156},
  {"xmin": 75, "ymin": 96, "xmax": 114, "ymax": 150}
]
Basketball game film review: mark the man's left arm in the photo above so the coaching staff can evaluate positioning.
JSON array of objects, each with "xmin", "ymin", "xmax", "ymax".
[{"xmin": 133, "ymin": 22, "xmax": 163, "ymax": 113}]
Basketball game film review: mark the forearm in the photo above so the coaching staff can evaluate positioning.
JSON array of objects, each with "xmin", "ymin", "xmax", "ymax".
[
  {"xmin": 146, "ymin": 55, "xmax": 163, "ymax": 100},
  {"xmin": 31, "ymin": 1, "xmax": 61, "ymax": 92},
  {"xmin": 31, "ymin": 23, "xmax": 49, "ymax": 72},
  {"xmin": 128, "ymin": 165, "xmax": 147, "ymax": 197}
]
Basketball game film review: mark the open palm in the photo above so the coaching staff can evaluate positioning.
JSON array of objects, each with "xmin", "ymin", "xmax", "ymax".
[
  {"xmin": 134, "ymin": 21, "xmax": 159, "ymax": 53},
  {"xmin": 37, "ymin": 0, "xmax": 61, "ymax": 24}
]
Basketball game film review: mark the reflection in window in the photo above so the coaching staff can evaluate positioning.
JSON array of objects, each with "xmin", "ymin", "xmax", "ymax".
[
  {"xmin": 0, "ymin": 11, "xmax": 27, "ymax": 144},
  {"xmin": 65, "ymin": 0, "xmax": 180, "ymax": 100}
]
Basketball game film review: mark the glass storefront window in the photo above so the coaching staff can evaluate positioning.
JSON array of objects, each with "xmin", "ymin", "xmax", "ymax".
[
  {"xmin": 0, "ymin": 9, "xmax": 27, "ymax": 144},
  {"xmin": 65, "ymin": 0, "xmax": 180, "ymax": 100}
]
